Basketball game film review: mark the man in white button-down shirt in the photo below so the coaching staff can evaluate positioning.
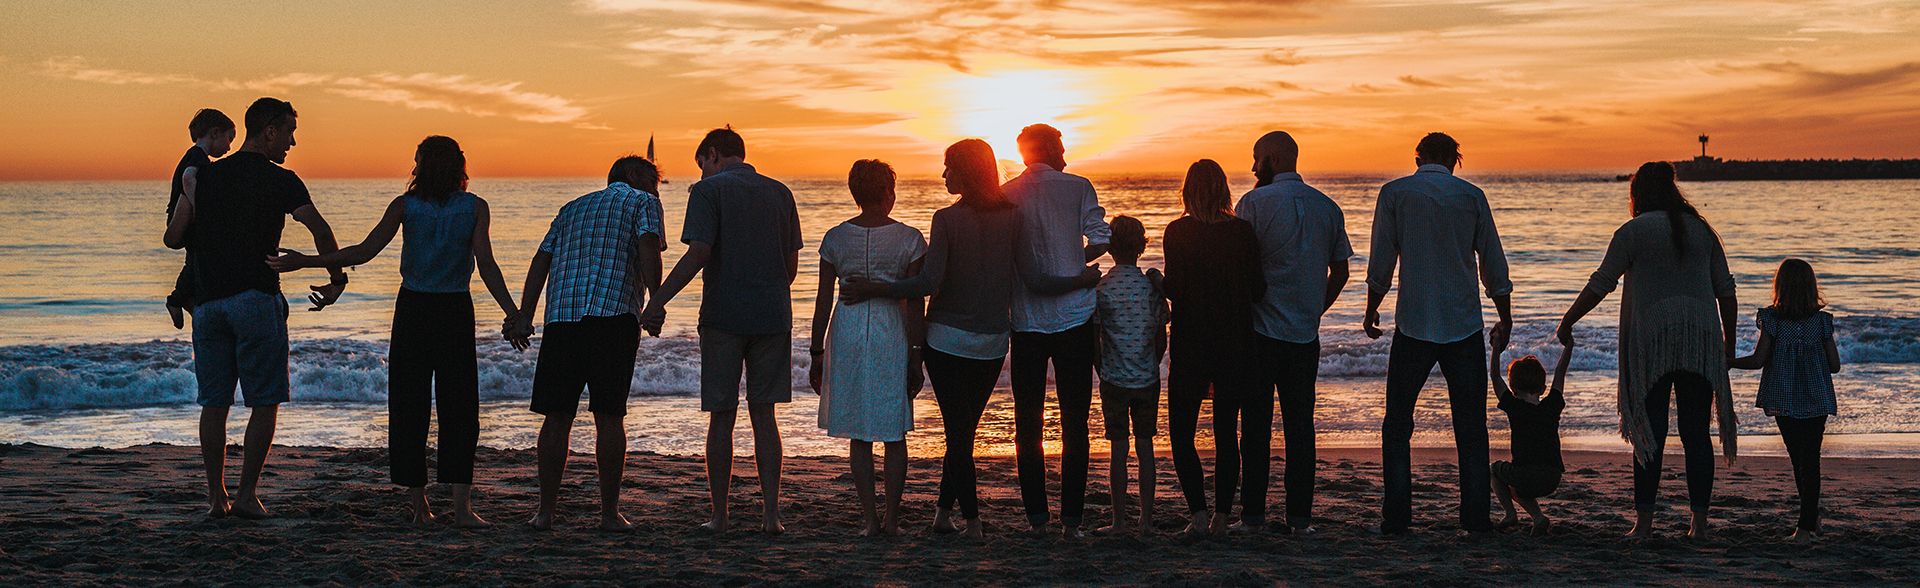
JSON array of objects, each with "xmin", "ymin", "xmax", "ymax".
[
  {"xmin": 1234, "ymin": 131, "xmax": 1352, "ymax": 533},
  {"xmin": 1005, "ymin": 124, "xmax": 1110, "ymax": 538},
  {"xmin": 1364, "ymin": 132, "xmax": 1513, "ymax": 535}
]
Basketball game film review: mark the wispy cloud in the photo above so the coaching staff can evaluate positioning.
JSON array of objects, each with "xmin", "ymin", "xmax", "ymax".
[{"xmin": 39, "ymin": 57, "xmax": 595, "ymax": 127}]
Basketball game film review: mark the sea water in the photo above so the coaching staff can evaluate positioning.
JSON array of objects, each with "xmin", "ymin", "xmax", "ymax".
[{"xmin": 1, "ymin": 174, "xmax": 1915, "ymax": 457}]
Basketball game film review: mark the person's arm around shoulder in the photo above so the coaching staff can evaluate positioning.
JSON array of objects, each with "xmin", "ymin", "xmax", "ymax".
[{"xmin": 1080, "ymin": 180, "xmax": 1111, "ymax": 263}]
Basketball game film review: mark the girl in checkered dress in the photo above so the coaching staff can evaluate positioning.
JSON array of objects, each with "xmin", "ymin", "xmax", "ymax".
[{"xmin": 1732, "ymin": 258, "xmax": 1841, "ymax": 542}]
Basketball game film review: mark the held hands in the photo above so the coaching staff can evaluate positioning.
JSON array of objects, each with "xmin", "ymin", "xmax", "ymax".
[
  {"xmin": 501, "ymin": 312, "xmax": 534, "ymax": 351},
  {"xmin": 637, "ymin": 302, "xmax": 666, "ymax": 337},
  {"xmin": 1489, "ymin": 319, "xmax": 1512, "ymax": 353},
  {"xmin": 1555, "ymin": 321, "xmax": 1576, "ymax": 347},
  {"xmin": 1363, "ymin": 308, "xmax": 1384, "ymax": 339},
  {"xmin": 266, "ymin": 248, "xmax": 313, "ymax": 273}
]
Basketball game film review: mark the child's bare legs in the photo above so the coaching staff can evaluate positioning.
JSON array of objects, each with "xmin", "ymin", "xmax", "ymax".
[
  {"xmin": 450, "ymin": 483, "xmax": 488, "ymax": 528},
  {"xmin": 405, "ymin": 485, "xmax": 435, "ymax": 525},
  {"xmin": 852, "ymin": 440, "xmax": 880, "ymax": 536},
  {"xmin": 1493, "ymin": 479, "xmax": 1519, "ymax": 528},
  {"xmin": 1135, "ymin": 433, "xmax": 1155, "ymax": 538},
  {"xmin": 882, "ymin": 441, "xmax": 906, "ymax": 536},
  {"xmin": 1516, "ymin": 495, "xmax": 1549, "ymax": 535},
  {"xmin": 1095, "ymin": 430, "xmax": 1132, "ymax": 536}
]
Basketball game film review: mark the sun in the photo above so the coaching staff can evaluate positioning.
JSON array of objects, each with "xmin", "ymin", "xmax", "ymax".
[{"xmin": 885, "ymin": 64, "xmax": 1144, "ymax": 175}]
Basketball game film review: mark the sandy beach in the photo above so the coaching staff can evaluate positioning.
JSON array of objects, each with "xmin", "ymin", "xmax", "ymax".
[{"xmin": 2, "ymin": 443, "xmax": 1914, "ymax": 586}]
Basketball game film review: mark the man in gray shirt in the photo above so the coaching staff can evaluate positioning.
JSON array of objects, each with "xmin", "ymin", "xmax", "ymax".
[
  {"xmin": 1364, "ymin": 132, "xmax": 1513, "ymax": 535},
  {"xmin": 642, "ymin": 127, "xmax": 803, "ymax": 535},
  {"xmin": 1233, "ymin": 131, "xmax": 1351, "ymax": 533}
]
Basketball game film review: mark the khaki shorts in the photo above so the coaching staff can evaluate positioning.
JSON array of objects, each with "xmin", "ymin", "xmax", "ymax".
[
  {"xmin": 1099, "ymin": 380, "xmax": 1160, "ymax": 441},
  {"xmin": 699, "ymin": 327, "xmax": 793, "ymax": 412}
]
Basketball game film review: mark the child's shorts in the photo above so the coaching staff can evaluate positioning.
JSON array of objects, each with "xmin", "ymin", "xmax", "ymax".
[
  {"xmin": 1099, "ymin": 381, "xmax": 1159, "ymax": 442},
  {"xmin": 1492, "ymin": 460, "xmax": 1562, "ymax": 499}
]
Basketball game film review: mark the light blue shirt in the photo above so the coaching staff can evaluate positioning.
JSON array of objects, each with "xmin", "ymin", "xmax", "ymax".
[
  {"xmin": 1005, "ymin": 163, "xmax": 1110, "ymax": 334},
  {"xmin": 1365, "ymin": 164, "xmax": 1512, "ymax": 344},
  {"xmin": 399, "ymin": 192, "xmax": 478, "ymax": 294},
  {"xmin": 1235, "ymin": 173, "xmax": 1353, "ymax": 344},
  {"xmin": 538, "ymin": 182, "xmax": 665, "ymax": 324}
]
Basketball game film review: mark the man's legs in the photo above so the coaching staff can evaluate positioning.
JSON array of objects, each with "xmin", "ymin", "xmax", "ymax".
[
  {"xmin": 741, "ymin": 331, "xmax": 792, "ymax": 535},
  {"xmin": 530, "ymin": 412, "xmax": 573, "ymax": 530},
  {"xmin": 1009, "ymin": 331, "xmax": 1052, "ymax": 530},
  {"xmin": 1380, "ymin": 332, "xmax": 1438, "ymax": 534},
  {"xmin": 705, "ymin": 409, "xmax": 737, "ymax": 532},
  {"xmin": 229, "ymin": 291, "xmax": 289, "ymax": 520},
  {"xmin": 191, "ymin": 295, "xmax": 239, "ymax": 518},
  {"xmin": 1055, "ymin": 324, "xmax": 1097, "ymax": 536},
  {"xmin": 1274, "ymin": 339, "xmax": 1320, "ymax": 530},
  {"xmin": 198, "ymin": 406, "xmax": 230, "ymax": 517},
  {"xmin": 697, "ymin": 326, "xmax": 749, "ymax": 533},
  {"xmin": 747, "ymin": 402, "xmax": 784, "ymax": 534},
  {"xmin": 232, "ymin": 405, "xmax": 278, "ymax": 519},
  {"xmin": 1435, "ymin": 332, "xmax": 1491, "ymax": 532},
  {"xmin": 592, "ymin": 412, "xmax": 632, "ymax": 531}
]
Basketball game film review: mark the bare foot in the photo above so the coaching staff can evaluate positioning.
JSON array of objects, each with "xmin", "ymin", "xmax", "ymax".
[
  {"xmin": 1686, "ymin": 514, "xmax": 1710, "ymax": 541},
  {"xmin": 931, "ymin": 509, "xmax": 959, "ymax": 534},
  {"xmin": 1790, "ymin": 528, "xmax": 1817, "ymax": 543},
  {"xmin": 451, "ymin": 509, "xmax": 490, "ymax": 529},
  {"xmin": 1227, "ymin": 520, "xmax": 1264, "ymax": 534},
  {"xmin": 1090, "ymin": 522, "xmax": 1129, "ymax": 537},
  {"xmin": 1181, "ymin": 512, "xmax": 1211, "ymax": 538},
  {"xmin": 1061, "ymin": 525, "xmax": 1085, "ymax": 540},
  {"xmin": 406, "ymin": 507, "xmax": 437, "ymax": 526},
  {"xmin": 1529, "ymin": 517, "xmax": 1553, "ymax": 536},
  {"xmin": 698, "ymin": 518, "xmax": 730, "ymax": 534},
  {"xmin": 1136, "ymin": 524, "xmax": 1152, "ymax": 540},
  {"xmin": 1497, "ymin": 514, "xmax": 1520, "ymax": 529},
  {"xmin": 168, "ymin": 304, "xmax": 186, "ymax": 330},
  {"xmin": 961, "ymin": 519, "xmax": 986, "ymax": 539},
  {"xmin": 1624, "ymin": 511, "xmax": 1655, "ymax": 540},
  {"xmin": 206, "ymin": 495, "xmax": 230, "ymax": 519},
  {"xmin": 860, "ymin": 522, "xmax": 883, "ymax": 537},
  {"xmin": 230, "ymin": 495, "xmax": 271, "ymax": 520},
  {"xmin": 600, "ymin": 512, "xmax": 635, "ymax": 532},
  {"xmin": 760, "ymin": 517, "xmax": 785, "ymax": 536},
  {"xmin": 526, "ymin": 511, "xmax": 554, "ymax": 531},
  {"xmin": 1211, "ymin": 513, "xmax": 1232, "ymax": 535}
]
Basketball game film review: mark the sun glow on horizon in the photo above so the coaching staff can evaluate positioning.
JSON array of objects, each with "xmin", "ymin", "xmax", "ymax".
[{"xmin": 885, "ymin": 64, "xmax": 1148, "ymax": 175}]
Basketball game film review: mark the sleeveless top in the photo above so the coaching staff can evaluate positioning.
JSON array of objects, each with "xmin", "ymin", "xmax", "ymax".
[
  {"xmin": 399, "ymin": 192, "xmax": 478, "ymax": 293},
  {"xmin": 1755, "ymin": 308, "xmax": 1838, "ymax": 419}
]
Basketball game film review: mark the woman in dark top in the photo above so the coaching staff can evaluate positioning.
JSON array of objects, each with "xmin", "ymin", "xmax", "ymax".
[
  {"xmin": 1162, "ymin": 159, "xmax": 1266, "ymax": 536},
  {"xmin": 1490, "ymin": 342, "xmax": 1572, "ymax": 535}
]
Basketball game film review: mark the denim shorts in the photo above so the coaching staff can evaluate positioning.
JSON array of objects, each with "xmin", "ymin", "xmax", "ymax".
[{"xmin": 192, "ymin": 289, "xmax": 291, "ymax": 408}]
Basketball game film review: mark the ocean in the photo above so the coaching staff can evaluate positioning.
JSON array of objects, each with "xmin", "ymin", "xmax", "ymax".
[{"xmin": 1, "ymin": 173, "xmax": 1915, "ymax": 458}]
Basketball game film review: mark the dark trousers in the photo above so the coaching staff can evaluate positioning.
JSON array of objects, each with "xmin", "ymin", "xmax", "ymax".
[
  {"xmin": 926, "ymin": 347, "xmax": 1002, "ymax": 520},
  {"xmin": 1633, "ymin": 372, "xmax": 1715, "ymax": 513},
  {"xmin": 1777, "ymin": 415, "xmax": 1826, "ymax": 531},
  {"xmin": 1257, "ymin": 336, "xmax": 1320, "ymax": 529},
  {"xmin": 388, "ymin": 289, "xmax": 479, "ymax": 487},
  {"xmin": 1010, "ymin": 322, "xmax": 1096, "ymax": 527},
  {"xmin": 1168, "ymin": 353, "xmax": 1261, "ymax": 518},
  {"xmin": 1382, "ymin": 330, "xmax": 1491, "ymax": 532}
]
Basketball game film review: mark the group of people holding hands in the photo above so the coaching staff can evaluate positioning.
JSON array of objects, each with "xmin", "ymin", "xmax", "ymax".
[{"xmin": 165, "ymin": 96, "xmax": 1842, "ymax": 544}]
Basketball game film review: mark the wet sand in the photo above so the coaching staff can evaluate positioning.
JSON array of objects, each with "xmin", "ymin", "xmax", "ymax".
[{"xmin": 1, "ymin": 443, "xmax": 1916, "ymax": 586}]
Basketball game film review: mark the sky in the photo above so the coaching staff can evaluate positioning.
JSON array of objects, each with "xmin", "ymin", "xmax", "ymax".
[{"xmin": 2, "ymin": 0, "xmax": 1918, "ymax": 179}]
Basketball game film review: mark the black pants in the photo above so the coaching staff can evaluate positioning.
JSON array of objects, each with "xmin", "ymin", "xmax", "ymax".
[
  {"xmin": 388, "ymin": 289, "xmax": 479, "ymax": 487},
  {"xmin": 1382, "ymin": 330, "xmax": 1491, "ymax": 532},
  {"xmin": 1633, "ymin": 371, "xmax": 1715, "ymax": 513},
  {"xmin": 1010, "ymin": 322, "xmax": 1096, "ymax": 527},
  {"xmin": 1257, "ymin": 336, "xmax": 1319, "ymax": 529},
  {"xmin": 926, "ymin": 347, "xmax": 1001, "ymax": 520},
  {"xmin": 1777, "ymin": 415, "xmax": 1826, "ymax": 531},
  {"xmin": 1168, "ymin": 351, "xmax": 1261, "ymax": 518}
]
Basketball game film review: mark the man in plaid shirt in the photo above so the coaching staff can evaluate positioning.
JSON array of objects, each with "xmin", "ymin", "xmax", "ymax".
[{"xmin": 511, "ymin": 156, "xmax": 664, "ymax": 531}]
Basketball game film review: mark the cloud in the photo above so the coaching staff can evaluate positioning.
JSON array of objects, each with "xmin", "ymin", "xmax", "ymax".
[
  {"xmin": 36, "ymin": 57, "xmax": 594, "ymax": 126},
  {"xmin": 1398, "ymin": 75, "xmax": 1447, "ymax": 88}
]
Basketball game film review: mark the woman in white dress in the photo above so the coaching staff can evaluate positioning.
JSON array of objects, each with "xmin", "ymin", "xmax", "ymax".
[{"xmin": 807, "ymin": 159, "xmax": 927, "ymax": 536}]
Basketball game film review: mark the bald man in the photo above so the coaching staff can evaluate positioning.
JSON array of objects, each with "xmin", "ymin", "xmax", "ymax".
[{"xmin": 1230, "ymin": 131, "xmax": 1352, "ymax": 533}]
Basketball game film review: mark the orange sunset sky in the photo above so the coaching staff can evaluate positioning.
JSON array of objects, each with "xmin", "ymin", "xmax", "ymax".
[{"xmin": 3, "ymin": 0, "xmax": 1918, "ymax": 180}]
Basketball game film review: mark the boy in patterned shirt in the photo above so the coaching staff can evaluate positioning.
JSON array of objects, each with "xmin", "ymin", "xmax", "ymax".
[{"xmin": 1092, "ymin": 215, "xmax": 1168, "ymax": 538}]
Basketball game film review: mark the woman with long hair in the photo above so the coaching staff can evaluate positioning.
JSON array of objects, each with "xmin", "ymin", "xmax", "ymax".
[
  {"xmin": 268, "ymin": 135, "xmax": 520, "ymax": 527},
  {"xmin": 1557, "ymin": 161, "xmax": 1739, "ymax": 540},
  {"xmin": 1161, "ymin": 159, "xmax": 1266, "ymax": 536}
]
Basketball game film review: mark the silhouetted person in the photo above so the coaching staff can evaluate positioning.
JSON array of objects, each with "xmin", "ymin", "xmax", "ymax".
[
  {"xmin": 1490, "ymin": 342, "xmax": 1573, "ymax": 536},
  {"xmin": 163, "ymin": 108, "xmax": 235, "ymax": 329},
  {"xmin": 268, "ymin": 136, "xmax": 520, "ymax": 528},
  {"xmin": 1004, "ymin": 123, "xmax": 1110, "ymax": 538},
  {"xmin": 807, "ymin": 159, "xmax": 926, "ymax": 537},
  {"xmin": 1558, "ymin": 161, "xmax": 1738, "ymax": 540},
  {"xmin": 165, "ymin": 97, "xmax": 349, "ymax": 519},
  {"xmin": 1731, "ymin": 258, "xmax": 1841, "ymax": 543},
  {"xmin": 1233, "ymin": 131, "xmax": 1352, "ymax": 533},
  {"xmin": 641, "ymin": 127, "xmax": 803, "ymax": 535},
  {"xmin": 1091, "ymin": 215, "xmax": 1166, "ymax": 539},
  {"xmin": 511, "ymin": 156, "xmax": 666, "ymax": 531},
  {"xmin": 1365, "ymin": 132, "xmax": 1511, "ymax": 535},
  {"xmin": 1162, "ymin": 159, "xmax": 1265, "ymax": 537}
]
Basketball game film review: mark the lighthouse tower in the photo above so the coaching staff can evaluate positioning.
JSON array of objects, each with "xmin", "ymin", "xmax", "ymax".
[{"xmin": 1697, "ymin": 134, "xmax": 1710, "ymax": 160}]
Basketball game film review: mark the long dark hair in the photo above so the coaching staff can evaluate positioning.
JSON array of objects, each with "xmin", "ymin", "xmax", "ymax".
[
  {"xmin": 1629, "ymin": 161, "xmax": 1708, "ymax": 253},
  {"xmin": 407, "ymin": 135, "xmax": 467, "ymax": 201},
  {"xmin": 946, "ymin": 139, "xmax": 1010, "ymax": 210},
  {"xmin": 1181, "ymin": 159, "xmax": 1234, "ymax": 223},
  {"xmin": 1770, "ymin": 258, "xmax": 1826, "ymax": 320}
]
